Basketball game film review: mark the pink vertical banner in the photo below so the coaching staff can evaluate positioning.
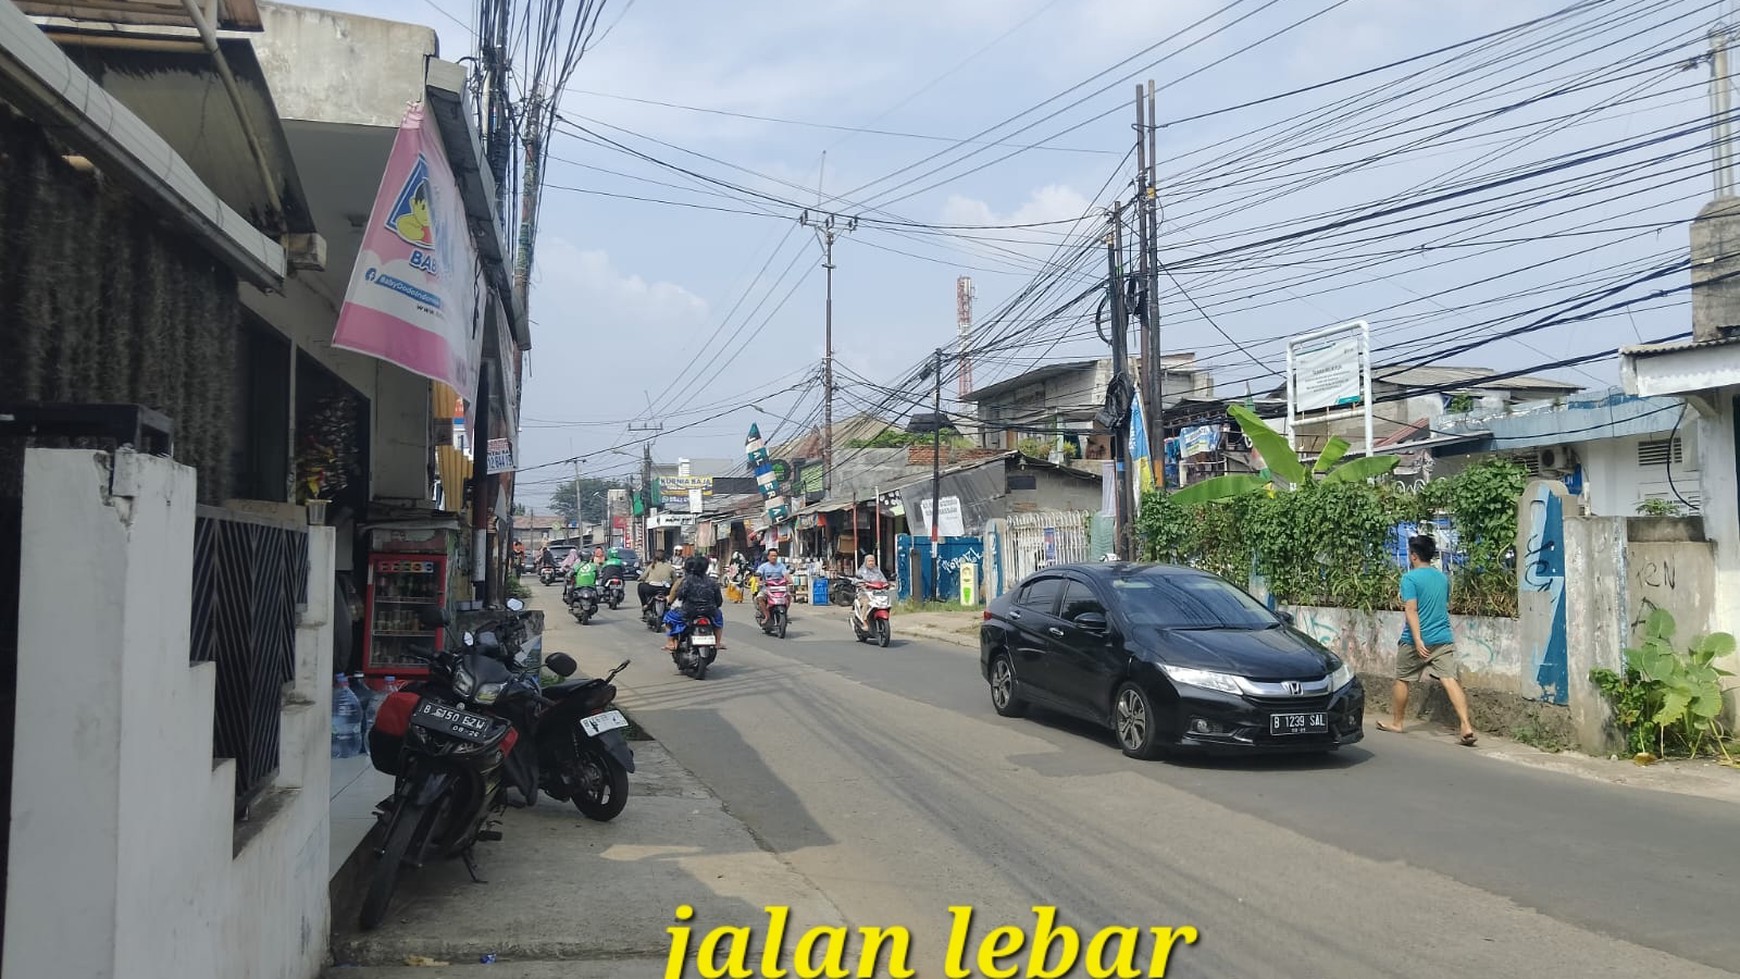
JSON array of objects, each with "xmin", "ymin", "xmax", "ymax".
[{"xmin": 332, "ymin": 103, "xmax": 484, "ymax": 405}]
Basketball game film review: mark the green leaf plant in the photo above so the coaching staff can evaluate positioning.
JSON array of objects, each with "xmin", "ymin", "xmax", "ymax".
[
  {"xmin": 1590, "ymin": 609, "xmax": 1735, "ymax": 761},
  {"xmin": 1171, "ymin": 404, "xmax": 1399, "ymax": 505}
]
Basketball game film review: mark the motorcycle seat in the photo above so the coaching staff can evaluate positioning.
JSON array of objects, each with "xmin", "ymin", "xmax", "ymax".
[{"xmin": 543, "ymin": 678, "xmax": 610, "ymax": 704}]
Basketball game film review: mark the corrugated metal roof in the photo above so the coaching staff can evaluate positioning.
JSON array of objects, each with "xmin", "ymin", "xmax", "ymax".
[{"xmin": 1621, "ymin": 334, "xmax": 1740, "ymax": 356}]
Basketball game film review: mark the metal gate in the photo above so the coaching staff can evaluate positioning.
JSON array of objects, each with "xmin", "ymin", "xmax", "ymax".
[{"xmin": 995, "ymin": 510, "xmax": 1092, "ymax": 593}]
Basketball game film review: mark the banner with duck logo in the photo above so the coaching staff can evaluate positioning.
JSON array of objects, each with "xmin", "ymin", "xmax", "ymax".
[{"xmin": 332, "ymin": 102, "xmax": 485, "ymax": 406}]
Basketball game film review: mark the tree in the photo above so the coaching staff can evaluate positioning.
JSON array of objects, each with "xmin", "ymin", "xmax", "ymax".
[
  {"xmin": 1171, "ymin": 403, "xmax": 1399, "ymax": 505},
  {"xmin": 549, "ymin": 477, "xmax": 624, "ymax": 525},
  {"xmin": 511, "ymin": 502, "xmax": 527, "ymax": 516}
]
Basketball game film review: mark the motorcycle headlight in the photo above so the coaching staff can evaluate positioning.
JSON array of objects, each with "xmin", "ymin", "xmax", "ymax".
[
  {"xmin": 1326, "ymin": 661, "xmax": 1355, "ymax": 691},
  {"xmin": 473, "ymin": 681, "xmax": 505, "ymax": 705},
  {"xmin": 452, "ymin": 663, "xmax": 476, "ymax": 698}
]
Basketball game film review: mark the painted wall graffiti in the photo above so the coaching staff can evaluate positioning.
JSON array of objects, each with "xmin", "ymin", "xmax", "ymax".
[
  {"xmin": 1519, "ymin": 483, "xmax": 1569, "ymax": 705},
  {"xmin": 1288, "ymin": 605, "xmax": 1522, "ymax": 688},
  {"xmin": 938, "ymin": 547, "xmax": 982, "ymax": 575},
  {"xmin": 1624, "ymin": 540, "xmax": 1715, "ymax": 646}
]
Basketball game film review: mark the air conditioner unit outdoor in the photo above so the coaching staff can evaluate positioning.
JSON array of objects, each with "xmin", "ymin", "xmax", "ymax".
[{"xmin": 1537, "ymin": 444, "xmax": 1575, "ymax": 474}]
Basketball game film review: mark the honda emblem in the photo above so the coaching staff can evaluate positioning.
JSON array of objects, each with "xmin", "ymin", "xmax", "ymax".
[{"xmin": 1285, "ymin": 681, "xmax": 1303, "ymax": 695}]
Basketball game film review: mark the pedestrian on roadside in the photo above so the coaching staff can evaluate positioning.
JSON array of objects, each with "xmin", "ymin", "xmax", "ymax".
[{"xmin": 1377, "ymin": 534, "xmax": 1477, "ymax": 746}]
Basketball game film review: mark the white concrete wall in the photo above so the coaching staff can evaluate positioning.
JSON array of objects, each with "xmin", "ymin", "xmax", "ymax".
[
  {"xmin": 1285, "ymin": 605, "xmax": 1523, "ymax": 691},
  {"xmin": 1576, "ymin": 433, "xmax": 1702, "ymax": 516},
  {"xmin": 1692, "ymin": 392, "xmax": 1740, "ymax": 710},
  {"xmin": 5, "ymin": 449, "xmax": 334, "ymax": 979}
]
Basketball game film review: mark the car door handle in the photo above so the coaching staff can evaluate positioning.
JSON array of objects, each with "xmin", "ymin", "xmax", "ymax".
[
  {"xmin": 1010, "ymin": 610, "xmax": 1022, "ymax": 619},
  {"xmin": 1048, "ymin": 627, "xmax": 1064, "ymax": 637}
]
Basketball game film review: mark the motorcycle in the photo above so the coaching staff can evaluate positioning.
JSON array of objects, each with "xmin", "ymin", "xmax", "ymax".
[
  {"xmin": 755, "ymin": 575, "xmax": 791, "ymax": 639},
  {"xmin": 489, "ymin": 653, "xmax": 635, "ymax": 821},
  {"xmin": 642, "ymin": 589, "xmax": 669, "ymax": 632},
  {"xmin": 602, "ymin": 576, "xmax": 626, "ymax": 611},
  {"xmin": 539, "ymin": 565, "xmax": 558, "ymax": 586},
  {"xmin": 852, "ymin": 579, "xmax": 893, "ymax": 647},
  {"xmin": 569, "ymin": 583, "xmax": 600, "ymax": 625},
  {"xmin": 671, "ymin": 602, "xmax": 720, "ymax": 680},
  {"xmin": 360, "ymin": 606, "xmax": 521, "ymax": 930}
]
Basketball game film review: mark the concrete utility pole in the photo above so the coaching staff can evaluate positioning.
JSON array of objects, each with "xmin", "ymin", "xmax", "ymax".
[
  {"xmin": 513, "ymin": 92, "xmax": 546, "ymax": 317},
  {"xmin": 929, "ymin": 346, "xmax": 944, "ymax": 601},
  {"xmin": 1713, "ymin": 23, "xmax": 1737, "ymax": 198},
  {"xmin": 1145, "ymin": 79, "xmax": 1163, "ymax": 475},
  {"xmin": 629, "ymin": 422, "xmax": 663, "ymax": 555},
  {"xmin": 1106, "ymin": 202, "xmax": 1133, "ymax": 561},
  {"xmin": 800, "ymin": 210, "xmax": 857, "ymax": 493},
  {"xmin": 1134, "ymin": 84, "xmax": 1154, "ymax": 453}
]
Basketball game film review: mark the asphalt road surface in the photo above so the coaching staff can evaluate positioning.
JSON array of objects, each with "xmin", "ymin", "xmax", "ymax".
[{"xmin": 535, "ymin": 591, "xmax": 1739, "ymax": 978}]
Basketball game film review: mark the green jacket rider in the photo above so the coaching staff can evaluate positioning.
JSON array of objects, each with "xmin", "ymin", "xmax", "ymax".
[{"xmin": 572, "ymin": 558, "xmax": 599, "ymax": 588}]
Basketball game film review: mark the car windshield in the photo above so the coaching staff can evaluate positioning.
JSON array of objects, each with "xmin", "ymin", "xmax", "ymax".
[
  {"xmin": 618, "ymin": 550, "xmax": 638, "ymax": 563},
  {"xmin": 1111, "ymin": 572, "xmax": 1279, "ymax": 630}
]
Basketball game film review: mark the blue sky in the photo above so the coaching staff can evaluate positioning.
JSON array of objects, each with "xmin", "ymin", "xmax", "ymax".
[{"xmin": 309, "ymin": 0, "xmax": 1720, "ymax": 501}]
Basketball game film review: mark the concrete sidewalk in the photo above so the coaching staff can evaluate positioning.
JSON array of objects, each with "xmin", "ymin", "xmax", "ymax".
[{"xmin": 325, "ymin": 738, "xmax": 845, "ymax": 976}]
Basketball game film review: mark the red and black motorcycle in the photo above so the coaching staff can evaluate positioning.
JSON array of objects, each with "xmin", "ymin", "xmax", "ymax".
[{"xmin": 671, "ymin": 603, "xmax": 721, "ymax": 680}]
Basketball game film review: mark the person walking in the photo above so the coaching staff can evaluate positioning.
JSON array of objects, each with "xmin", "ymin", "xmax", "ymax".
[{"xmin": 1377, "ymin": 534, "xmax": 1477, "ymax": 746}]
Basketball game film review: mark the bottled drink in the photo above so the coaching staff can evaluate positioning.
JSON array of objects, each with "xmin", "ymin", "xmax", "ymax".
[
  {"xmin": 365, "ymin": 675, "xmax": 399, "ymax": 732},
  {"xmin": 331, "ymin": 673, "xmax": 364, "ymax": 758},
  {"xmin": 351, "ymin": 673, "xmax": 374, "ymax": 731}
]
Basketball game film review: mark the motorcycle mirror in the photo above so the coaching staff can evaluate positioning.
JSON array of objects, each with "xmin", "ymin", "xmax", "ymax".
[
  {"xmin": 463, "ymin": 631, "xmax": 476, "ymax": 646},
  {"xmin": 506, "ymin": 598, "xmax": 525, "ymax": 612},
  {"xmin": 545, "ymin": 652, "xmax": 578, "ymax": 677}
]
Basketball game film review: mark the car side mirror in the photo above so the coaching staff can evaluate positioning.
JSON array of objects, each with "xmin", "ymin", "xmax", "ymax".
[
  {"xmin": 1277, "ymin": 610, "xmax": 1296, "ymax": 627},
  {"xmin": 1076, "ymin": 612, "xmax": 1109, "ymax": 633}
]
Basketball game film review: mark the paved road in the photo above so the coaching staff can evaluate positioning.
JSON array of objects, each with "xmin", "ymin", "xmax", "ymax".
[{"xmin": 534, "ymin": 590, "xmax": 1740, "ymax": 978}]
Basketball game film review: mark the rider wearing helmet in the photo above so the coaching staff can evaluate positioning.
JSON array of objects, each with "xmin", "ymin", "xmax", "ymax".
[
  {"xmin": 666, "ymin": 554, "xmax": 725, "ymax": 651},
  {"xmin": 599, "ymin": 546, "xmax": 626, "ymax": 587}
]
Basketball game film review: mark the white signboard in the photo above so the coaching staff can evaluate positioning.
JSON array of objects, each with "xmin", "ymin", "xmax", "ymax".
[
  {"xmin": 1291, "ymin": 332, "xmax": 1364, "ymax": 412},
  {"xmin": 1285, "ymin": 319, "xmax": 1374, "ymax": 454},
  {"xmin": 485, "ymin": 437, "xmax": 516, "ymax": 474},
  {"xmin": 915, "ymin": 496, "xmax": 966, "ymax": 538}
]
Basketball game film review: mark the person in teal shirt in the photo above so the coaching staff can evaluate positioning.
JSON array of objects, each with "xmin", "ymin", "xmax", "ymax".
[{"xmin": 1377, "ymin": 534, "xmax": 1477, "ymax": 746}]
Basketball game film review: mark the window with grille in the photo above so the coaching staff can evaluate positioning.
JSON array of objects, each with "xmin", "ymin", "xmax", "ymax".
[{"xmin": 1637, "ymin": 438, "xmax": 1683, "ymax": 467}]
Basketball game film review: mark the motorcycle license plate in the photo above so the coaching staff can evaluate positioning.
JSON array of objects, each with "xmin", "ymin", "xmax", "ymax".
[
  {"xmin": 580, "ymin": 709, "xmax": 628, "ymax": 737},
  {"xmin": 691, "ymin": 633, "xmax": 717, "ymax": 646},
  {"xmin": 411, "ymin": 700, "xmax": 493, "ymax": 743}
]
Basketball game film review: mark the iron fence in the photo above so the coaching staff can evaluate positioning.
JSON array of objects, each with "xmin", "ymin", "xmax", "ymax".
[{"xmin": 190, "ymin": 506, "xmax": 309, "ymax": 818}]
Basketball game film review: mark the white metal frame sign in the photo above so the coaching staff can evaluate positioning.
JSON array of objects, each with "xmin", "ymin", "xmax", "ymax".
[{"xmin": 1285, "ymin": 319, "xmax": 1373, "ymax": 453}]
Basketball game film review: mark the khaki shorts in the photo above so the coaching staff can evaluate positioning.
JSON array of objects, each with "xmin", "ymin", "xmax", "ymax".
[{"xmin": 1397, "ymin": 642, "xmax": 1459, "ymax": 682}]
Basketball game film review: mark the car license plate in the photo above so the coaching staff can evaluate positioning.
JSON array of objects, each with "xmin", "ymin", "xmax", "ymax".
[
  {"xmin": 580, "ymin": 709, "xmax": 628, "ymax": 737},
  {"xmin": 411, "ymin": 700, "xmax": 493, "ymax": 743},
  {"xmin": 691, "ymin": 633, "xmax": 716, "ymax": 646},
  {"xmin": 1270, "ymin": 712, "xmax": 1328, "ymax": 736}
]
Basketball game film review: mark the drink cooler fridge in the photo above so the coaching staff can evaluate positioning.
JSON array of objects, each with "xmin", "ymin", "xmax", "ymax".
[{"xmin": 361, "ymin": 553, "xmax": 448, "ymax": 678}]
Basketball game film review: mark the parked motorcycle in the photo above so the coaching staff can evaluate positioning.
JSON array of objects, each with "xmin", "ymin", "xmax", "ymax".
[
  {"xmin": 671, "ymin": 602, "xmax": 721, "ymax": 680},
  {"xmin": 852, "ymin": 579, "xmax": 893, "ymax": 647},
  {"xmin": 360, "ymin": 607, "xmax": 521, "ymax": 930},
  {"xmin": 602, "ymin": 576, "xmax": 626, "ymax": 611},
  {"xmin": 489, "ymin": 654, "xmax": 635, "ymax": 821},
  {"xmin": 755, "ymin": 575, "xmax": 792, "ymax": 639}
]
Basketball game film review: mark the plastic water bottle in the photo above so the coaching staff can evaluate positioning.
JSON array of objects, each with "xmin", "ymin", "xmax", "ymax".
[
  {"xmin": 350, "ymin": 672, "xmax": 374, "ymax": 729},
  {"xmin": 331, "ymin": 674, "xmax": 364, "ymax": 758},
  {"xmin": 365, "ymin": 676, "xmax": 399, "ymax": 732}
]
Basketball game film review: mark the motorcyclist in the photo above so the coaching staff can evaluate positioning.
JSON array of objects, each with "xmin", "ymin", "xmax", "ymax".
[
  {"xmin": 639, "ymin": 549, "xmax": 674, "ymax": 609},
  {"xmin": 600, "ymin": 546, "xmax": 627, "ymax": 596},
  {"xmin": 537, "ymin": 546, "xmax": 555, "ymax": 568},
  {"xmin": 572, "ymin": 552, "xmax": 599, "ymax": 591},
  {"xmin": 666, "ymin": 554, "xmax": 726, "ymax": 651},
  {"xmin": 854, "ymin": 552, "xmax": 888, "ymax": 620},
  {"xmin": 753, "ymin": 548, "xmax": 790, "ymax": 621}
]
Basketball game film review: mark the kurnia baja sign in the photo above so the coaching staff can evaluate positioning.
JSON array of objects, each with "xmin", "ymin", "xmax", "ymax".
[{"xmin": 333, "ymin": 103, "xmax": 485, "ymax": 406}]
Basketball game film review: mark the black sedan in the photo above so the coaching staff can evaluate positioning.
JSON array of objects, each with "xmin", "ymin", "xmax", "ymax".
[{"xmin": 979, "ymin": 562, "xmax": 1363, "ymax": 758}]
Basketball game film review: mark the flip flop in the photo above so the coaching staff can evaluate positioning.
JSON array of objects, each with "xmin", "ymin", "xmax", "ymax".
[
  {"xmin": 1375, "ymin": 721, "xmax": 1404, "ymax": 733},
  {"xmin": 1459, "ymin": 732, "xmax": 1479, "ymax": 747}
]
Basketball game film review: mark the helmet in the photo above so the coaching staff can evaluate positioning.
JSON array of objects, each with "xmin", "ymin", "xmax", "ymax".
[{"xmin": 608, "ymin": 547, "xmax": 620, "ymax": 559}]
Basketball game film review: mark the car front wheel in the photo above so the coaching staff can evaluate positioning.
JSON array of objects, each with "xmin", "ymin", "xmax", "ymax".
[
  {"xmin": 1114, "ymin": 682, "xmax": 1162, "ymax": 760},
  {"xmin": 989, "ymin": 653, "xmax": 1028, "ymax": 718}
]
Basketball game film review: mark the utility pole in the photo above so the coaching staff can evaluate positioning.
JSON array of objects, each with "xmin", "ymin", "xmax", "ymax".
[
  {"xmin": 1145, "ymin": 79, "xmax": 1163, "ymax": 482},
  {"xmin": 929, "ymin": 346, "xmax": 944, "ymax": 601},
  {"xmin": 471, "ymin": 372, "xmax": 493, "ymax": 604},
  {"xmin": 513, "ymin": 92, "xmax": 546, "ymax": 317},
  {"xmin": 1134, "ymin": 84, "xmax": 1154, "ymax": 456},
  {"xmin": 629, "ymin": 422, "xmax": 664, "ymax": 556},
  {"xmin": 800, "ymin": 210, "xmax": 857, "ymax": 493},
  {"xmin": 1713, "ymin": 24, "xmax": 1736, "ymax": 198},
  {"xmin": 1107, "ymin": 203, "xmax": 1133, "ymax": 561},
  {"xmin": 571, "ymin": 456, "xmax": 584, "ymax": 546}
]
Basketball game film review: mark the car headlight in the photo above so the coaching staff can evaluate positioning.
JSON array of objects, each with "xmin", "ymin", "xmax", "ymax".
[
  {"xmin": 1327, "ymin": 662, "xmax": 1354, "ymax": 690},
  {"xmin": 452, "ymin": 663, "xmax": 476, "ymax": 698},
  {"xmin": 1160, "ymin": 664, "xmax": 1245, "ymax": 695},
  {"xmin": 473, "ymin": 681, "xmax": 505, "ymax": 705}
]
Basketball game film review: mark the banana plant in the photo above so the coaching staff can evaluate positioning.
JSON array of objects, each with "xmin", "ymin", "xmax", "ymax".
[{"xmin": 1170, "ymin": 403, "xmax": 1399, "ymax": 505}]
